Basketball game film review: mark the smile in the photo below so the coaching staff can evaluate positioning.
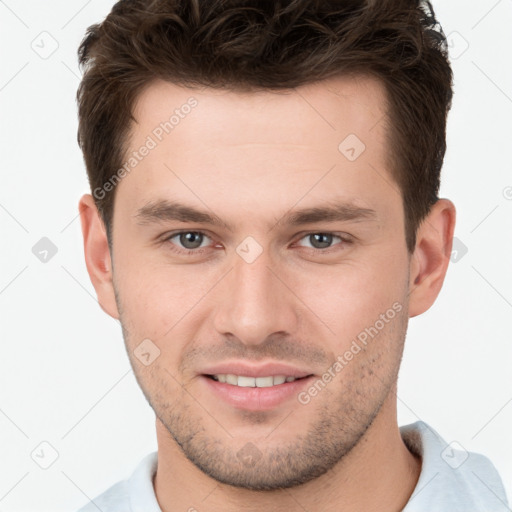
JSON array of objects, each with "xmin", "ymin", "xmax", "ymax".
[{"xmin": 209, "ymin": 374, "xmax": 300, "ymax": 387}]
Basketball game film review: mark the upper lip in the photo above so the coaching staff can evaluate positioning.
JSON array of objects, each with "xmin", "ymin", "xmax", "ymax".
[{"xmin": 200, "ymin": 361, "xmax": 313, "ymax": 379}]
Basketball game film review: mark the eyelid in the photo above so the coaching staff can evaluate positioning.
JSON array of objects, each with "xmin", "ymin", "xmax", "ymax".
[
  {"xmin": 163, "ymin": 230, "xmax": 214, "ymax": 252},
  {"xmin": 294, "ymin": 232, "xmax": 351, "ymax": 249}
]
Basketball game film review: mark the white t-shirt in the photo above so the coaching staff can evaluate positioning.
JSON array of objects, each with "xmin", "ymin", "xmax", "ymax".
[{"xmin": 76, "ymin": 421, "xmax": 509, "ymax": 511}]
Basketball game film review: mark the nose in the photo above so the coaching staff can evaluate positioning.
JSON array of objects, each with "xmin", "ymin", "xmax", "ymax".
[{"xmin": 212, "ymin": 245, "xmax": 300, "ymax": 347}]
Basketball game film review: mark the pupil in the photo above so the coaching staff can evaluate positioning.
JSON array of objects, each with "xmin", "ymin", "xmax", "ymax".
[
  {"xmin": 312, "ymin": 233, "xmax": 332, "ymax": 249},
  {"xmin": 181, "ymin": 232, "xmax": 202, "ymax": 249}
]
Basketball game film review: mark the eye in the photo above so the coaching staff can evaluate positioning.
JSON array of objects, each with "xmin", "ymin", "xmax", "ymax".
[
  {"xmin": 166, "ymin": 231, "xmax": 212, "ymax": 253},
  {"xmin": 162, "ymin": 230, "xmax": 352, "ymax": 257},
  {"xmin": 296, "ymin": 232, "xmax": 350, "ymax": 251}
]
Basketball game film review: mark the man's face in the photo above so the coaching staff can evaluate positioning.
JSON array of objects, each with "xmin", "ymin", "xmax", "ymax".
[{"xmin": 109, "ymin": 75, "xmax": 412, "ymax": 489}]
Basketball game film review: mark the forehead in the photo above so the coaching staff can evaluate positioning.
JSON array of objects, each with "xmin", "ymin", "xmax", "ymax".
[
  {"xmin": 114, "ymin": 74, "xmax": 398, "ymax": 228},
  {"xmin": 131, "ymin": 74, "xmax": 389, "ymax": 147}
]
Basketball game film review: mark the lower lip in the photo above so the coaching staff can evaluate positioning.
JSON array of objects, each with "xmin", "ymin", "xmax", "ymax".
[{"xmin": 201, "ymin": 375, "xmax": 314, "ymax": 411}]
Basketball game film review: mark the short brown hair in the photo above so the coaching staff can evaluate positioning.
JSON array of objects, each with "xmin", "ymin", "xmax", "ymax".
[{"xmin": 77, "ymin": 0, "xmax": 453, "ymax": 252}]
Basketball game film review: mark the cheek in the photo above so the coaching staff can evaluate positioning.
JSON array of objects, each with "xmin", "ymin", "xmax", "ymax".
[
  {"xmin": 113, "ymin": 256, "xmax": 168, "ymax": 338},
  {"xmin": 113, "ymin": 253, "xmax": 216, "ymax": 344},
  {"xmin": 296, "ymin": 253, "xmax": 408, "ymax": 338}
]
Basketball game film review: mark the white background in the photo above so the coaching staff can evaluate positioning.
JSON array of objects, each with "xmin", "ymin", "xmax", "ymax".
[{"xmin": 0, "ymin": 1, "xmax": 511, "ymax": 510}]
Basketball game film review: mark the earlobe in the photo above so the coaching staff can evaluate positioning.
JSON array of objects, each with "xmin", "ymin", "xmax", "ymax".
[
  {"xmin": 79, "ymin": 194, "xmax": 120, "ymax": 319},
  {"xmin": 408, "ymin": 199, "xmax": 456, "ymax": 317}
]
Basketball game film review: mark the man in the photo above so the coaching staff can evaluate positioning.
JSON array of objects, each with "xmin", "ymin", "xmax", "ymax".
[{"xmin": 75, "ymin": 0, "xmax": 509, "ymax": 511}]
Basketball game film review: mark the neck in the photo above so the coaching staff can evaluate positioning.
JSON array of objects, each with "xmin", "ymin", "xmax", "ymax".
[{"xmin": 153, "ymin": 386, "xmax": 421, "ymax": 512}]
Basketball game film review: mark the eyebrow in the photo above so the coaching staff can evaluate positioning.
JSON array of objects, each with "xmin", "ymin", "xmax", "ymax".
[{"xmin": 134, "ymin": 199, "xmax": 378, "ymax": 231}]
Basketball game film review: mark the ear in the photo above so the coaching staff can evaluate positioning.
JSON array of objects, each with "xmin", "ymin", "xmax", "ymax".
[
  {"xmin": 408, "ymin": 199, "xmax": 456, "ymax": 317},
  {"xmin": 79, "ymin": 194, "xmax": 120, "ymax": 319}
]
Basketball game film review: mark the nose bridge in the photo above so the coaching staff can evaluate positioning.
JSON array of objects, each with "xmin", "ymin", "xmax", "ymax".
[{"xmin": 212, "ymin": 245, "xmax": 298, "ymax": 346}]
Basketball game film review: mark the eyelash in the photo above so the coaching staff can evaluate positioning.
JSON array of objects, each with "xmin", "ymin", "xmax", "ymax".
[{"xmin": 162, "ymin": 230, "xmax": 353, "ymax": 256}]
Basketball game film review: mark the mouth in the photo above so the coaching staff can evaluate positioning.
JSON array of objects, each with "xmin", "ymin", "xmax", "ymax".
[
  {"xmin": 205, "ymin": 374, "xmax": 311, "ymax": 387},
  {"xmin": 199, "ymin": 364, "xmax": 315, "ymax": 411}
]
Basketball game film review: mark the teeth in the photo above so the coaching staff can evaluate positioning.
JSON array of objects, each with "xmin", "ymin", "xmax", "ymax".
[
  {"xmin": 226, "ymin": 374, "xmax": 238, "ymax": 385},
  {"xmin": 256, "ymin": 376, "xmax": 273, "ymax": 388},
  {"xmin": 212, "ymin": 375, "xmax": 297, "ymax": 387},
  {"xmin": 237, "ymin": 376, "xmax": 255, "ymax": 387}
]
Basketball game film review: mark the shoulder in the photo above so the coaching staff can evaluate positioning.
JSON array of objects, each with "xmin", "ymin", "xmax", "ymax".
[
  {"xmin": 401, "ymin": 421, "xmax": 509, "ymax": 512},
  {"xmin": 76, "ymin": 480, "xmax": 130, "ymax": 512},
  {"xmin": 75, "ymin": 451, "xmax": 159, "ymax": 512}
]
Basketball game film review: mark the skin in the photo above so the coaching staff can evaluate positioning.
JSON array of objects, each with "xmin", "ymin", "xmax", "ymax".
[{"xmin": 80, "ymin": 75, "xmax": 456, "ymax": 512}]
